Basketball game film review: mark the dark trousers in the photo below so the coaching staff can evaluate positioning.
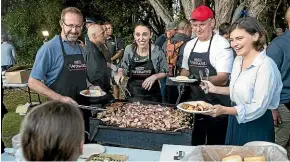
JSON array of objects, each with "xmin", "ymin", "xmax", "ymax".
[
  {"xmin": 192, "ymin": 114, "xmax": 228, "ymax": 145},
  {"xmin": 1, "ymin": 106, "xmax": 6, "ymax": 153},
  {"xmin": 1, "ymin": 65, "xmax": 12, "ymax": 71}
]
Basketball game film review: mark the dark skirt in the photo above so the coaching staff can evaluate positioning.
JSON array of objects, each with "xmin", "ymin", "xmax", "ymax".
[{"xmin": 225, "ymin": 110, "xmax": 275, "ymax": 146}]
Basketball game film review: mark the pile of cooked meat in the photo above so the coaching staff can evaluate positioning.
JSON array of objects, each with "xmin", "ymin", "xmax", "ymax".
[{"xmin": 97, "ymin": 102, "xmax": 192, "ymax": 131}]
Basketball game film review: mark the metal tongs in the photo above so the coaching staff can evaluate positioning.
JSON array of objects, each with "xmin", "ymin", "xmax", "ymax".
[
  {"xmin": 118, "ymin": 78, "xmax": 131, "ymax": 99},
  {"xmin": 78, "ymin": 105, "xmax": 106, "ymax": 111},
  {"xmin": 176, "ymin": 83, "xmax": 185, "ymax": 105},
  {"xmin": 199, "ymin": 68, "xmax": 209, "ymax": 94}
]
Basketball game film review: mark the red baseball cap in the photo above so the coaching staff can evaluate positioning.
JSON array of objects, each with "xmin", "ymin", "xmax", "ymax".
[{"xmin": 191, "ymin": 5, "xmax": 214, "ymax": 21}]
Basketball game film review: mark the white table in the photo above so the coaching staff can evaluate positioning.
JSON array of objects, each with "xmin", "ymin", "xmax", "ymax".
[
  {"xmin": 2, "ymin": 72, "xmax": 41, "ymax": 105},
  {"xmin": 1, "ymin": 146, "xmax": 161, "ymax": 161}
]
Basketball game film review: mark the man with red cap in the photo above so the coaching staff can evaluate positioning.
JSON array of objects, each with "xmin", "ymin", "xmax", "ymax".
[{"xmin": 179, "ymin": 5, "xmax": 234, "ymax": 145}]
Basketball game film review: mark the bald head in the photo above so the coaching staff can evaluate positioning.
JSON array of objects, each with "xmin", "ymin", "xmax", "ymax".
[
  {"xmin": 286, "ymin": 7, "xmax": 290, "ymax": 28},
  {"xmin": 87, "ymin": 24, "xmax": 105, "ymax": 44}
]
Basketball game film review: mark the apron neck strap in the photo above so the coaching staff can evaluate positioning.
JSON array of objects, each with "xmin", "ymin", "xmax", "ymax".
[
  {"xmin": 59, "ymin": 36, "xmax": 67, "ymax": 56},
  {"xmin": 58, "ymin": 35, "xmax": 82, "ymax": 56},
  {"xmin": 191, "ymin": 32, "xmax": 214, "ymax": 53}
]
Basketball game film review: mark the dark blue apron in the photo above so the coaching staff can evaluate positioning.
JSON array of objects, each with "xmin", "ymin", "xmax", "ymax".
[{"xmin": 49, "ymin": 36, "xmax": 90, "ymax": 137}]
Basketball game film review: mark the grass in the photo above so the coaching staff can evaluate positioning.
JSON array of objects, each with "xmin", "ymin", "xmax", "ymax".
[{"xmin": 2, "ymin": 88, "xmax": 46, "ymax": 148}]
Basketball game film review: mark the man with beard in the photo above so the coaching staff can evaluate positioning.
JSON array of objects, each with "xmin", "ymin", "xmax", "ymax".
[{"xmin": 28, "ymin": 7, "xmax": 96, "ymax": 136}]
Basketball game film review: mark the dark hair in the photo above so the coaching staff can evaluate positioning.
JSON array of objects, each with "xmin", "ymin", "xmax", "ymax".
[
  {"xmin": 230, "ymin": 17, "xmax": 268, "ymax": 51},
  {"xmin": 1, "ymin": 35, "xmax": 8, "ymax": 42},
  {"xmin": 21, "ymin": 101, "xmax": 84, "ymax": 161},
  {"xmin": 132, "ymin": 21, "xmax": 152, "ymax": 53},
  {"xmin": 219, "ymin": 22, "xmax": 230, "ymax": 36}
]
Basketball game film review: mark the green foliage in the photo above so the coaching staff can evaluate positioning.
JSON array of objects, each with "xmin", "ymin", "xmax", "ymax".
[{"xmin": 2, "ymin": 0, "xmax": 61, "ymax": 65}]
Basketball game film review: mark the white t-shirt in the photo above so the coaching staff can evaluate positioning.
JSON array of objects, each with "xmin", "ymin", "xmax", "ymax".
[{"xmin": 182, "ymin": 33, "xmax": 234, "ymax": 73}]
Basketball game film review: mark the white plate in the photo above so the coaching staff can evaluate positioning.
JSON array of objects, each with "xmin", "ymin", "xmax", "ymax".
[
  {"xmin": 169, "ymin": 77, "xmax": 197, "ymax": 83},
  {"xmin": 177, "ymin": 101, "xmax": 213, "ymax": 114},
  {"xmin": 80, "ymin": 144, "xmax": 105, "ymax": 159},
  {"xmin": 80, "ymin": 89, "xmax": 106, "ymax": 97}
]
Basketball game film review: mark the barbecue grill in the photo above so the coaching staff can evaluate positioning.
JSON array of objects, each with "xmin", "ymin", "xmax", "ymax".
[{"xmin": 88, "ymin": 101, "xmax": 194, "ymax": 151}]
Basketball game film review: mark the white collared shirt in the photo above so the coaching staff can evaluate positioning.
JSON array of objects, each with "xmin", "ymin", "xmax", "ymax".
[
  {"xmin": 181, "ymin": 33, "xmax": 234, "ymax": 73},
  {"xmin": 230, "ymin": 50, "xmax": 283, "ymax": 123}
]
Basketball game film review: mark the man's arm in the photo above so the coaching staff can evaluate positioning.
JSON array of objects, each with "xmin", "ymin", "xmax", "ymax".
[
  {"xmin": 28, "ymin": 78, "xmax": 77, "ymax": 105},
  {"xmin": 111, "ymin": 49, "xmax": 124, "ymax": 61},
  {"xmin": 28, "ymin": 78, "xmax": 62, "ymax": 100},
  {"xmin": 266, "ymin": 42, "xmax": 282, "ymax": 71},
  {"xmin": 210, "ymin": 72, "xmax": 230, "ymax": 86},
  {"xmin": 10, "ymin": 45, "xmax": 16, "ymax": 64},
  {"xmin": 212, "ymin": 40, "xmax": 234, "ymax": 86},
  {"xmin": 85, "ymin": 47, "xmax": 105, "ymax": 87},
  {"xmin": 111, "ymin": 38, "xmax": 125, "ymax": 61}
]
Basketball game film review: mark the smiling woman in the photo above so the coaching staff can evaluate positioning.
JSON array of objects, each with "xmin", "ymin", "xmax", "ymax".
[
  {"xmin": 116, "ymin": 21, "xmax": 169, "ymax": 102},
  {"xmin": 201, "ymin": 17, "xmax": 283, "ymax": 146}
]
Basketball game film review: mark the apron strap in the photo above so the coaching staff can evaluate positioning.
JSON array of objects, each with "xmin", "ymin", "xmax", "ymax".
[
  {"xmin": 59, "ymin": 36, "xmax": 67, "ymax": 56},
  {"xmin": 58, "ymin": 36, "xmax": 83, "ymax": 56},
  {"xmin": 190, "ymin": 32, "xmax": 215, "ymax": 54},
  {"xmin": 207, "ymin": 32, "xmax": 214, "ymax": 53}
]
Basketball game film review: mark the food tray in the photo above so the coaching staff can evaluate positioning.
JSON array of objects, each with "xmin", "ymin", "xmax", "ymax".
[{"xmin": 89, "ymin": 101, "xmax": 193, "ymax": 151}]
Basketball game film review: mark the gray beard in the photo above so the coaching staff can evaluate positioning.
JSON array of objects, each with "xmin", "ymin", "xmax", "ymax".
[{"xmin": 66, "ymin": 35, "xmax": 78, "ymax": 42}]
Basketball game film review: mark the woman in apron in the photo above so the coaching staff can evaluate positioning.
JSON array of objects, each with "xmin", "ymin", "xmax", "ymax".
[
  {"xmin": 116, "ymin": 22, "xmax": 169, "ymax": 103},
  {"xmin": 201, "ymin": 17, "xmax": 282, "ymax": 145}
]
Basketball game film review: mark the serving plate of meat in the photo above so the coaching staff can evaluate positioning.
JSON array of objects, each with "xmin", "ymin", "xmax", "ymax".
[
  {"xmin": 80, "ymin": 89, "xmax": 106, "ymax": 97},
  {"xmin": 177, "ymin": 101, "xmax": 213, "ymax": 114}
]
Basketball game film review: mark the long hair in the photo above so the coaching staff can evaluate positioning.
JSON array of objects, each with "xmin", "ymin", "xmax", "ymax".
[
  {"xmin": 131, "ymin": 21, "xmax": 152, "ymax": 53},
  {"xmin": 21, "ymin": 101, "xmax": 84, "ymax": 161}
]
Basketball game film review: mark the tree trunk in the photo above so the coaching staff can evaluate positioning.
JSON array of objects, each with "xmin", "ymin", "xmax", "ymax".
[
  {"xmin": 181, "ymin": 0, "xmax": 206, "ymax": 20},
  {"xmin": 181, "ymin": 0, "xmax": 194, "ymax": 20},
  {"xmin": 148, "ymin": 0, "xmax": 173, "ymax": 24},
  {"xmin": 247, "ymin": 0, "xmax": 267, "ymax": 19},
  {"xmin": 273, "ymin": 0, "xmax": 282, "ymax": 30},
  {"xmin": 214, "ymin": 0, "xmax": 238, "ymax": 28}
]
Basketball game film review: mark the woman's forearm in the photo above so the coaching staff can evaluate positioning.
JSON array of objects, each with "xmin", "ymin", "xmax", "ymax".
[{"xmin": 153, "ymin": 73, "xmax": 167, "ymax": 80}]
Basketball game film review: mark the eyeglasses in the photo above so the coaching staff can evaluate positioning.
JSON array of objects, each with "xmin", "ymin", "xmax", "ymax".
[
  {"xmin": 62, "ymin": 20, "xmax": 83, "ymax": 30},
  {"xmin": 191, "ymin": 19, "xmax": 211, "ymax": 29}
]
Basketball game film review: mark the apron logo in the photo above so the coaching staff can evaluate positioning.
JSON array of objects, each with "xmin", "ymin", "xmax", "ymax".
[
  {"xmin": 189, "ymin": 59, "xmax": 207, "ymax": 67},
  {"xmin": 69, "ymin": 60, "xmax": 86, "ymax": 71},
  {"xmin": 132, "ymin": 66, "xmax": 151, "ymax": 75}
]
